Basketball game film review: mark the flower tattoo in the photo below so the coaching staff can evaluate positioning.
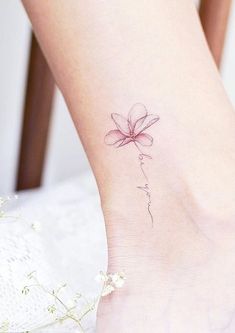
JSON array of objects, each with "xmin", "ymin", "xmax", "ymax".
[
  {"xmin": 105, "ymin": 103, "xmax": 160, "ymax": 226},
  {"xmin": 104, "ymin": 103, "xmax": 159, "ymax": 148}
]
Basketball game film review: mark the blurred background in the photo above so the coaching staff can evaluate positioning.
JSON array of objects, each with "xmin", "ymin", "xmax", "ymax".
[
  {"xmin": 0, "ymin": 1, "xmax": 90, "ymax": 195},
  {"xmin": 0, "ymin": 0, "xmax": 234, "ymax": 194}
]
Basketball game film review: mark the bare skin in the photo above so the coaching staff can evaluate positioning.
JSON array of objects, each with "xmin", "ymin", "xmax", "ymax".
[{"xmin": 21, "ymin": 0, "xmax": 235, "ymax": 332}]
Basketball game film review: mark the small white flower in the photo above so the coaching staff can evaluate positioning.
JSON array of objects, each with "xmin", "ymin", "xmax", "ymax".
[
  {"xmin": 95, "ymin": 271, "xmax": 109, "ymax": 283},
  {"xmin": 0, "ymin": 320, "xmax": 10, "ymax": 333},
  {"xmin": 101, "ymin": 284, "xmax": 115, "ymax": 297},
  {"xmin": 0, "ymin": 197, "xmax": 5, "ymax": 207},
  {"xmin": 22, "ymin": 286, "xmax": 30, "ymax": 295},
  {"xmin": 47, "ymin": 304, "xmax": 57, "ymax": 314},
  {"xmin": 73, "ymin": 292, "xmax": 82, "ymax": 303},
  {"xmin": 31, "ymin": 221, "xmax": 41, "ymax": 232},
  {"xmin": 110, "ymin": 272, "xmax": 126, "ymax": 288},
  {"xmin": 0, "ymin": 210, "xmax": 5, "ymax": 218},
  {"xmin": 96, "ymin": 271, "xmax": 126, "ymax": 297}
]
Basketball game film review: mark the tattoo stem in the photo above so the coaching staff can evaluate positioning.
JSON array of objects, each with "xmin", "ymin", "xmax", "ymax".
[{"xmin": 134, "ymin": 141, "xmax": 154, "ymax": 227}]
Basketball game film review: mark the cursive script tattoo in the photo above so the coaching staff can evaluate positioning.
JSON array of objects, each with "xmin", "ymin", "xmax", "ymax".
[{"xmin": 104, "ymin": 103, "xmax": 160, "ymax": 226}]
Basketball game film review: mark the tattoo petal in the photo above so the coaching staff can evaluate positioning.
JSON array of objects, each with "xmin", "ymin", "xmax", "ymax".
[
  {"xmin": 128, "ymin": 103, "xmax": 147, "ymax": 131},
  {"xmin": 137, "ymin": 115, "xmax": 160, "ymax": 134},
  {"xmin": 104, "ymin": 130, "xmax": 126, "ymax": 145},
  {"xmin": 135, "ymin": 133, "xmax": 153, "ymax": 146},
  {"xmin": 111, "ymin": 113, "xmax": 130, "ymax": 135},
  {"xmin": 118, "ymin": 137, "xmax": 133, "ymax": 147}
]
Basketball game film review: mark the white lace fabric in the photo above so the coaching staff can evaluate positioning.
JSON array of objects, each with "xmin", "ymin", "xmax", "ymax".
[{"xmin": 0, "ymin": 172, "xmax": 106, "ymax": 332}]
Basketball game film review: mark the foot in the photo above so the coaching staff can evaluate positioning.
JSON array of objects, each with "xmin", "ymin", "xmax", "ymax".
[{"xmin": 96, "ymin": 106, "xmax": 235, "ymax": 333}]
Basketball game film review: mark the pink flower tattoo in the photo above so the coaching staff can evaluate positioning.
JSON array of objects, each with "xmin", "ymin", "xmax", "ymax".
[
  {"xmin": 104, "ymin": 103, "xmax": 159, "ymax": 148},
  {"xmin": 104, "ymin": 103, "xmax": 160, "ymax": 226}
]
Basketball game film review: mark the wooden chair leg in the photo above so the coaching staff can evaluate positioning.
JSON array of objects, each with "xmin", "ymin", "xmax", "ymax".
[
  {"xmin": 16, "ymin": 33, "xmax": 55, "ymax": 191},
  {"xmin": 199, "ymin": 0, "xmax": 232, "ymax": 68}
]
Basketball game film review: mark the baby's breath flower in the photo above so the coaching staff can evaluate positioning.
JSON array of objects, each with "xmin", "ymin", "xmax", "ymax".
[
  {"xmin": 0, "ymin": 195, "xmax": 17, "ymax": 209},
  {"xmin": 0, "ymin": 210, "xmax": 5, "ymax": 218},
  {"xmin": 0, "ymin": 197, "xmax": 5, "ymax": 207},
  {"xmin": 101, "ymin": 284, "xmax": 115, "ymax": 297},
  {"xmin": 110, "ymin": 272, "xmax": 126, "ymax": 288},
  {"xmin": 95, "ymin": 271, "xmax": 109, "ymax": 283},
  {"xmin": 74, "ymin": 292, "xmax": 82, "ymax": 300},
  {"xmin": 2, "ymin": 202, "xmax": 112, "ymax": 332},
  {"xmin": 0, "ymin": 196, "xmax": 19, "ymax": 221},
  {"xmin": 27, "ymin": 271, "xmax": 36, "ymax": 280},
  {"xmin": 96, "ymin": 271, "xmax": 126, "ymax": 297},
  {"xmin": 0, "ymin": 320, "xmax": 10, "ymax": 333},
  {"xmin": 47, "ymin": 304, "xmax": 57, "ymax": 314},
  {"xmin": 31, "ymin": 221, "xmax": 41, "ymax": 232},
  {"xmin": 22, "ymin": 286, "xmax": 30, "ymax": 295}
]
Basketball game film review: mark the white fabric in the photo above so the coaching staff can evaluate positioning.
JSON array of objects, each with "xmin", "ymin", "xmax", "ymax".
[{"xmin": 0, "ymin": 172, "xmax": 107, "ymax": 332}]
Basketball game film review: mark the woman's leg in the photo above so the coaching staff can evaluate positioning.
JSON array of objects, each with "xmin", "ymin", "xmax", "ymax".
[{"xmin": 22, "ymin": 0, "xmax": 235, "ymax": 332}]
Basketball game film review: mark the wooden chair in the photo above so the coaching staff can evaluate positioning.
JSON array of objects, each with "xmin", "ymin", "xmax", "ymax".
[
  {"xmin": 200, "ymin": 0, "xmax": 232, "ymax": 66},
  {"xmin": 15, "ymin": 0, "xmax": 233, "ymax": 191},
  {"xmin": 16, "ymin": 35, "xmax": 55, "ymax": 190}
]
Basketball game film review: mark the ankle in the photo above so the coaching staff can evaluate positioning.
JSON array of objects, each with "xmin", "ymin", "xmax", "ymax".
[{"xmin": 102, "ymin": 197, "xmax": 212, "ymax": 275}]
